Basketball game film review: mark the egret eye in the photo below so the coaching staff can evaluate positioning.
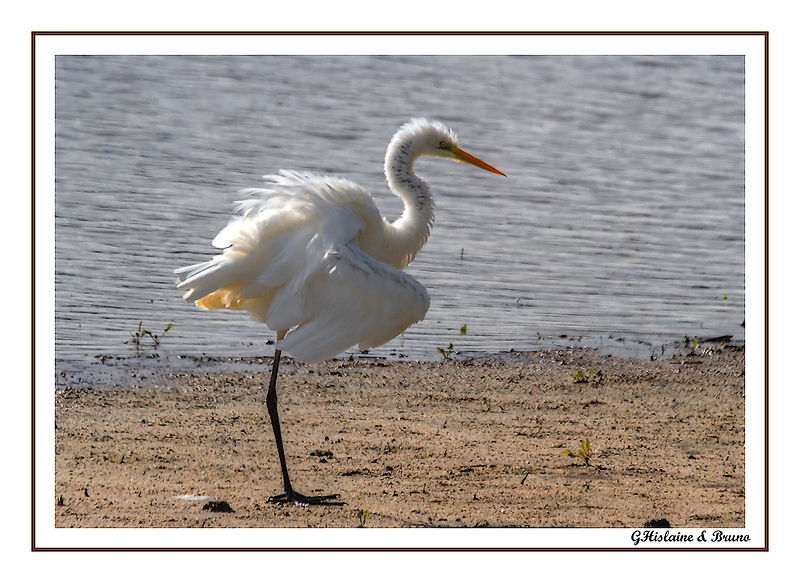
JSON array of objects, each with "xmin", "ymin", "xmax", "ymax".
[{"xmin": 438, "ymin": 140, "xmax": 449, "ymax": 150}]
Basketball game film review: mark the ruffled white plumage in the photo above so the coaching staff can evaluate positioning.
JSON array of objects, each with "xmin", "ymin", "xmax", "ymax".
[{"xmin": 175, "ymin": 169, "xmax": 430, "ymax": 363}]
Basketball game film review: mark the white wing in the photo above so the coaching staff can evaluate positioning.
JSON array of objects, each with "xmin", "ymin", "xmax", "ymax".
[
  {"xmin": 271, "ymin": 205, "xmax": 429, "ymax": 363},
  {"xmin": 175, "ymin": 171, "xmax": 429, "ymax": 364}
]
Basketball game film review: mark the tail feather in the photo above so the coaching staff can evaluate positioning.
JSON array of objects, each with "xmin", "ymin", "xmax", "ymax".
[{"xmin": 175, "ymin": 258, "xmax": 237, "ymax": 304}]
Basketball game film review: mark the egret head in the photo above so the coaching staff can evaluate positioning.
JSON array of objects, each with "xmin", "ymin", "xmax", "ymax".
[{"xmin": 393, "ymin": 119, "xmax": 506, "ymax": 177}]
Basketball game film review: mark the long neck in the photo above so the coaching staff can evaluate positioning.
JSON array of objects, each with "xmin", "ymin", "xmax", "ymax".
[{"xmin": 381, "ymin": 138, "xmax": 435, "ymax": 269}]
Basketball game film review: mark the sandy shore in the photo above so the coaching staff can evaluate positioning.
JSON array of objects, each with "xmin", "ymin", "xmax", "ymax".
[{"xmin": 55, "ymin": 345, "xmax": 744, "ymax": 529}]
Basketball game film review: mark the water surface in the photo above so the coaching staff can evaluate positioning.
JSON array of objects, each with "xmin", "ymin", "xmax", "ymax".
[{"xmin": 54, "ymin": 55, "xmax": 745, "ymax": 366}]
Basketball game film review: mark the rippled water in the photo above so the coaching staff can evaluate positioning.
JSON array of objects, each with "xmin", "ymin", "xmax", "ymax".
[{"xmin": 54, "ymin": 55, "xmax": 745, "ymax": 365}]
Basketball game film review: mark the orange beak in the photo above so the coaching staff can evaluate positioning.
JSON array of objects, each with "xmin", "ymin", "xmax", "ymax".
[{"xmin": 452, "ymin": 146, "xmax": 506, "ymax": 177}]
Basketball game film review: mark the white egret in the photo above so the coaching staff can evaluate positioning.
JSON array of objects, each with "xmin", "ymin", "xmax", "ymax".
[{"xmin": 175, "ymin": 118, "xmax": 505, "ymax": 505}]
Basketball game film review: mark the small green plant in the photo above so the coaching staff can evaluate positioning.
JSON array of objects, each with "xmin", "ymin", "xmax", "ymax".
[
  {"xmin": 573, "ymin": 368, "xmax": 593, "ymax": 383},
  {"xmin": 357, "ymin": 508, "xmax": 371, "ymax": 527},
  {"xmin": 437, "ymin": 343, "xmax": 455, "ymax": 360},
  {"xmin": 682, "ymin": 336, "xmax": 701, "ymax": 353},
  {"xmin": 563, "ymin": 438, "xmax": 592, "ymax": 466},
  {"xmin": 129, "ymin": 321, "xmax": 173, "ymax": 353},
  {"xmin": 436, "ymin": 324, "xmax": 467, "ymax": 360},
  {"xmin": 437, "ymin": 325, "xmax": 467, "ymax": 360}
]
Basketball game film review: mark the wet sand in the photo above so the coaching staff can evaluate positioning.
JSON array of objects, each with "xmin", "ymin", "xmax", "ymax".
[{"xmin": 55, "ymin": 346, "xmax": 745, "ymax": 529}]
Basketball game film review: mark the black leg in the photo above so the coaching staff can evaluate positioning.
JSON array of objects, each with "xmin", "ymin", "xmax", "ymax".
[{"xmin": 265, "ymin": 345, "xmax": 343, "ymax": 507}]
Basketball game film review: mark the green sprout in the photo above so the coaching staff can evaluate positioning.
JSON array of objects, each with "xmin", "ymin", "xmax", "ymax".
[
  {"xmin": 682, "ymin": 336, "xmax": 701, "ymax": 352},
  {"xmin": 437, "ymin": 343, "xmax": 455, "ymax": 360},
  {"xmin": 129, "ymin": 321, "xmax": 173, "ymax": 353},
  {"xmin": 563, "ymin": 438, "xmax": 592, "ymax": 466},
  {"xmin": 357, "ymin": 508, "xmax": 371, "ymax": 527}
]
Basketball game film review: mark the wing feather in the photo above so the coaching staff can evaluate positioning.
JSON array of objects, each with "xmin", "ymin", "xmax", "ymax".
[
  {"xmin": 272, "ymin": 241, "xmax": 429, "ymax": 364},
  {"xmin": 269, "ymin": 204, "xmax": 429, "ymax": 363}
]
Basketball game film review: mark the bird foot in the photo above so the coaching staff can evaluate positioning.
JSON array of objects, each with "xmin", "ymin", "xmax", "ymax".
[{"xmin": 268, "ymin": 490, "xmax": 344, "ymax": 507}]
